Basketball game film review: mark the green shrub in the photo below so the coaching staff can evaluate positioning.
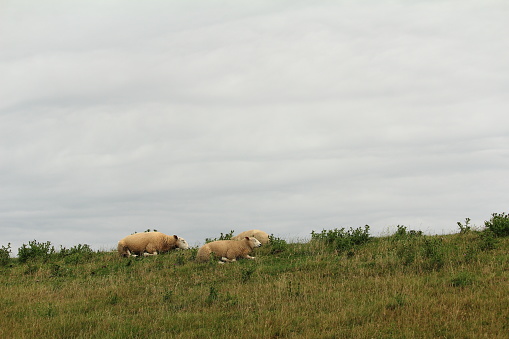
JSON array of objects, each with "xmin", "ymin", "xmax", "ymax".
[
  {"xmin": 392, "ymin": 225, "xmax": 423, "ymax": 240},
  {"xmin": 59, "ymin": 243, "xmax": 93, "ymax": 256},
  {"xmin": 463, "ymin": 246, "xmax": 477, "ymax": 263},
  {"xmin": 24, "ymin": 264, "xmax": 39, "ymax": 275},
  {"xmin": 205, "ymin": 230, "xmax": 235, "ymax": 243},
  {"xmin": 484, "ymin": 213, "xmax": 509, "ymax": 237},
  {"xmin": 421, "ymin": 238, "xmax": 444, "ymax": 271},
  {"xmin": 175, "ymin": 251, "xmax": 186, "ymax": 265},
  {"xmin": 393, "ymin": 225, "xmax": 408, "ymax": 239},
  {"xmin": 18, "ymin": 240, "xmax": 55, "ymax": 263},
  {"xmin": 396, "ymin": 241, "xmax": 417, "ymax": 266},
  {"xmin": 0, "ymin": 243, "xmax": 11, "ymax": 266},
  {"xmin": 187, "ymin": 247, "xmax": 198, "ymax": 261},
  {"xmin": 311, "ymin": 225, "xmax": 370, "ymax": 252},
  {"xmin": 457, "ymin": 218, "xmax": 472, "ymax": 234},
  {"xmin": 479, "ymin": 229, "xmax": 497, "ymax": 251},
  {"xmin": 59, "ymin": 244, "xmax": 94, "ymax": 264},
  {"xmin": 50, "ymin": 263, "xmax": 72, "ymax": 277},
  {"xmin": 268, "ymin": 235, "xmax": 288, "ymax": 254}
]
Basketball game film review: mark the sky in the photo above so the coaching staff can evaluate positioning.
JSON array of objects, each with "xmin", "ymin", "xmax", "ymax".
[{"xmin": 1, "ymin": 0, "xmax": 508, "ymax": 255}]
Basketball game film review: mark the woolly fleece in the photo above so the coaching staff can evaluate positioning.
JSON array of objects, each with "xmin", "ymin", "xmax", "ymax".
[
  {"xmin": 117, "ymin": 232, "xmax": 189, "ymax": 257},
  {"xmin": 196, "ymin": 237, "xmax": 262, "ymax": 263},
  {"xmin": 232, "ymin": 229, "xmax": 270, "ymax": 245}
]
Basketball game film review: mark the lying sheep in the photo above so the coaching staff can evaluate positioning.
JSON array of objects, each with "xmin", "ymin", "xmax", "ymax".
[
  {"xmin": 117, "ymin": 232, "xmax": 189, "ymax": 257},
  {"xmin": 232, "ymin": 229, "xmax": 270, "ymax": 245},
  {"xmin": 196, "ymin": 237, "xmax": 262, "ymax": 263}
]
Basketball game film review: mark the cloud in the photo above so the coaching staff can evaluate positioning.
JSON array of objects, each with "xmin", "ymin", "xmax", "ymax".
[{"xmin": 1, "ymin": 1, "xmax": 508, "ymax": 253}]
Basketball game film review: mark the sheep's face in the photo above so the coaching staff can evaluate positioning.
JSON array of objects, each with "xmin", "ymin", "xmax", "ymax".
[
  {"xmin": 249, "ymin": 237, "xmax": 262, "ymax": 248},
  {"xmin": 177, "ymin": 237, "xmax": 189, "ymax": 250}
]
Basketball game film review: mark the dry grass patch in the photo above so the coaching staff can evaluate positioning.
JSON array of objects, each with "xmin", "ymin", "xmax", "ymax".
[{"xmin": 1, "ymin": 231, "xmax": 508, "ymax": 338}]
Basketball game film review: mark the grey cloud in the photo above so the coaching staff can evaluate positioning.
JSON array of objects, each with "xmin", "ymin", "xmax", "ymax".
[{"xmin": 1, "ymin": 1, "xmax": 508, "ymax": 254}]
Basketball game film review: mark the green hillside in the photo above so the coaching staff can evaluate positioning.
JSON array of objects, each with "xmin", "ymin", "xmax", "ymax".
[{"xmin": 1, "ymin": 215, "xmax": 508, "ymax": 338}]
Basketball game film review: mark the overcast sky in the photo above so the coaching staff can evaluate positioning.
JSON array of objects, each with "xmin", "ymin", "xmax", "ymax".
[{"xmin": 1, "ymin": 1, "xmax": 508, "ymax": 254}]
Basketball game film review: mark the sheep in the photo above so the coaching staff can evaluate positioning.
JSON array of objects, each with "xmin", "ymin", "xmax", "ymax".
[
  {"xmin": 117, "ymin": 232, "xmax": 189, "ymax": 257},
  {"xmin": 196, "ymin": 237, "xmax": 262, "ymax": 263},
  {"xmin": 232, "ymin": 229, "xmax": 270, "ymax": 245}
]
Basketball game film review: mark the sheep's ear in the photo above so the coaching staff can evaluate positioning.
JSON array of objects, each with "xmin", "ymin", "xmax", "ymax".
[
  {"xmin": 173, "ymin": 235, "xmax": 178, "ymax": 240},
  {"xmin": 245, "ymin": 237, "xmax": 250, "ymax": 240}
]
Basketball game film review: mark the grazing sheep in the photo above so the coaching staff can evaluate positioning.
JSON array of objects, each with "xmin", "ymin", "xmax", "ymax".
[
  {"xmin": 232, "ymin": 229, "xmax": 270, "ymax": 245},
  {"xmin": 196, "ymin": 237, "xmax": 262, "ymax": 263},
  {"xmin": 117, "ymin": 232, "xmax": 189, "ymax": 257}
]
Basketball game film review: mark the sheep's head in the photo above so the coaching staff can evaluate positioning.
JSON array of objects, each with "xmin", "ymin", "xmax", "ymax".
[
  {"xmin": 174, "ymin": 235, "xmax": 189, "ymax": 250},
  {"xmin": 246, "ymin": 237, "xmax": 262, "ymax": 248}
]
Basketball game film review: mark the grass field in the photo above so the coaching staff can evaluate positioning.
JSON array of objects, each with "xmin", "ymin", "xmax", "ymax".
[{"xmin": 1, "ymin": 219, "xmax": 508, "ymax": 338}]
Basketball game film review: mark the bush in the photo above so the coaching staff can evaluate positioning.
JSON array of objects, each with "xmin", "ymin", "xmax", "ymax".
[
  {"xmin": 50, "ymin": 263, "xmax": 73, "ymax": 277},
  {"xmin": 0, "ymin": 243, "xmax": 11, "ymax": 266},
  {"xmin": 205, "ymin": 230, "xmax": 234, "ymax": 243},
  {"xmin": 59, "ymin": 244, "xmax": 93, "ymax": 256},
  {"xmin": 311, "ymin": 225, "xmax": 370, "ymax": 252},
  {"xmin": 421, "ymin": 238, "xmax": 445, "ymax": 271},
  {"xmin": 59, "ymin": 244, "xmax": 94, "ymax": 264},
  {"xmin": 479, "ymin": 229, "xmax": 497, "ymax": 251},
  {"xmin": 457, "ymin": 218, "xmax": 472, "ymax": 234},
  {"xmin": 393, "ymin": 225, "xmax": 407, "ymax": 239},
  {"xmin": 484, "ymin": 213, "xmax": 509, "ymax": 237},
  {"xmin": 392, "ymin": 225, "xmax": 423, "ymax": 240},
  {"xmin": 18, "ymin": 240, "xmax": 55, "ymax": 263},
  {"xmin": 394, "ymin": 236, "xmax": 445, "ymax": 271},
  {"xmin": 268, "ymin": 235, "xmax": 288, "ymax": 254},
  {"xmin": 395, "ymin": 242, "xmax": 417, "ymax": 266}
]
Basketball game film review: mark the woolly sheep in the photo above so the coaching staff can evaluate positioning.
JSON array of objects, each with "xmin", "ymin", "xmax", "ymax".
[
  {"xmin": 232, "ymin": 229, "xmax": 270, "ymax": 245},
  {"xmin": 196, "ymin": 237, "xmax": 262, "ymax": 263},
  {"xmin": 117, "ymin": 232, "xmax": 189, "ymax": 257}
]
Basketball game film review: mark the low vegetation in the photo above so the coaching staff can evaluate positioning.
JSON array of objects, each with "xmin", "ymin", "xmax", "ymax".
[{"xmin": 1, "ymin": 214, "xmax": 508, "ymax": 338}]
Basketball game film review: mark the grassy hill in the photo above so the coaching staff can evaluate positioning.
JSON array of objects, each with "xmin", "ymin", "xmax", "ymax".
[{"xmin": 1, "ymin": 217, "xmax": 508, "ymax": 338}]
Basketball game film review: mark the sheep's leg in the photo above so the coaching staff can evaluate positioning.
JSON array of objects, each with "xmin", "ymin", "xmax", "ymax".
[
  {"xmin": 144, "ymin": 244, "xmax": 159, "ymax": 256},
  {"xmin": 126, "ymin": 249, "xmax": 138, "ymax": 257},
  {"xmin": 221, "ymin": 249, "xmax": 239, "ymax": 263},
  {"xmin": 241, "ymin": 252, "xmax": 256, "ymax": 259}
]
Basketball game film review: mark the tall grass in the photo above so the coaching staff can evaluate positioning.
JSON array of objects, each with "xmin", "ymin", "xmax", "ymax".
[{"xmin": 1, "ymin": 222, "xmax": 509, "ymax": 338}]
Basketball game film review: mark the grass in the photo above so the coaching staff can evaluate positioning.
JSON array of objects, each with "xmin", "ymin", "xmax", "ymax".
[{"xmin": 1, "ymin": 230, "xmax": 509, "ymax": 338}]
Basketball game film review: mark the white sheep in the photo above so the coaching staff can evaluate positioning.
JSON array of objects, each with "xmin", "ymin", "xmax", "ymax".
[
  {"xmin": 196, "ymin": 237, "xmax": 262, "ymax": 263},
  {"xmin": 117, "ymin": 232, "xmax": 189, "ymax": 257},
  {"xmin": 232, "ymin": 229, "xmax": 270, "ymax": 245}
]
